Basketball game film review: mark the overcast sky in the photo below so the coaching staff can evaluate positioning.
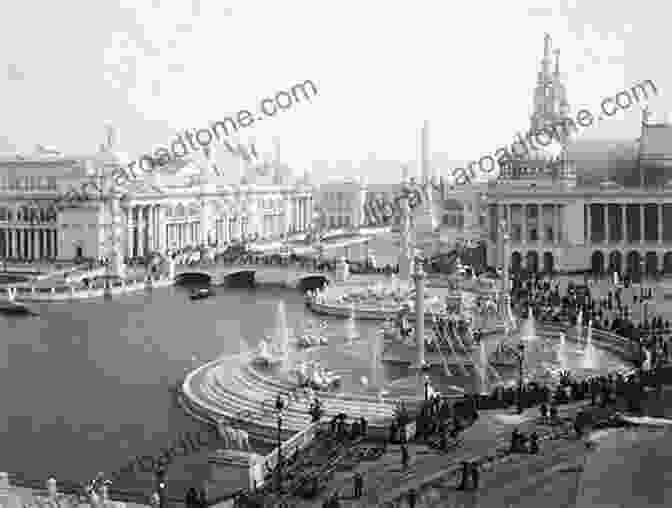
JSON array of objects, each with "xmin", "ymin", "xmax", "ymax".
[{"xmin": 0, "ymin": 0, "xmax": 668, "ymax": 183}]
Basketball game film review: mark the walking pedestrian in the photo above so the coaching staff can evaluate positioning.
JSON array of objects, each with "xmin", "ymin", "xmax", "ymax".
[
  {"xmin": 407, "ymin": 488, "xmax": 417, "ymax": 508},
  {"xmin": 353, "ymin": 473, "xmax": 363, "ymax": 498},
  {"xmin": 458, "ymin": 461, "xmax": 469, "ymax": 490},
  {"xmin": 401, "ymin": 443, "xmax": 409, "ymax": 469},
  {"xmin": 471, "ymin": 462, "xmax": 480, "ymax": 489},
  {"xmin": 549, "ymin": 403, "xmax": 558, "ymax": 424},
  {"xmin": 185, "ymin": 487, "xmax": 198, "ymax": 508}
]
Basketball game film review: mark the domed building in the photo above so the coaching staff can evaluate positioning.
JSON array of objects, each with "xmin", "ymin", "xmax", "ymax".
[{"xmin": 0, "ymin": 128, "xmax": 316, "ymax": 266}]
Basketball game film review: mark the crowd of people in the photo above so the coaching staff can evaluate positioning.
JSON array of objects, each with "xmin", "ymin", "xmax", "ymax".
[{"xmin": 512, "ymin": 273, "xmax": 672, "ymax": 371}]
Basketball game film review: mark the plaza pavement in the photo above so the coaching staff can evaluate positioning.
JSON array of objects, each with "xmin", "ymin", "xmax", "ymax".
[{"xmin": 283, "ymin": 401, "xmax": 591, "ymax": 507}]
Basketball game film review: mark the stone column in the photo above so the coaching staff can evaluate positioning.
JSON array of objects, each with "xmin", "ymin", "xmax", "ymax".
[
  {"xmin": 658, "ymin": 203, "xmax": 663, "ymax": 245},
  {"xmin": 604, "ymin": 204, "xmax": 609, "ymax": 244},
  {"xmin": 553, "ymin": 204, "xmax": 560, "ymax": 245},
  {"xmin": 110, "ymin": 197, "xmax": 125, "ymax": 277},
  {"xmin": 621, "ymin": 205, "xmax": 627, "ymax": 244},
  {"xmin": 158, "ymin": 206, "xmax": 166, "ymax": 252},
  {"xmin": 200, "ymin": 200, "xmax": 209, "ymax": 246},
  {"xmin": 126, "ymin": 208, "xmax": 134, "ymax": 259},
  {"xmin": 398, "ymin": 195, "xmax": 411, "ymax": 282},
  {"xmin": 283, "ymin": 197, "xmax": 291, "ymax": 236},
  {"xmin": 412, "ymin": 258, "xmax": 426, "ymax": 373},
  {"xmin": 15, "ymin": 229, "xmax": 21, "ymax": 259},
  {"xmin": 640, "ymin": 204, "xmax": 645, "ymax": 245},
  {"xmin": 586, "ymin": 204, "xmax": 591, "ymax": 244},
  {"xmin": 36, "ymin": 228, "xmax": 42, "ymax": 260}
]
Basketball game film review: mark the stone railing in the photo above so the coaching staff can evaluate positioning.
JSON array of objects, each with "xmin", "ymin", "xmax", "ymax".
[
  {"xmin": 0, "ymin": 276, "xmax": 173, "ymax": 302},
  {"xmin": 255, "ymin": 419, "xmax": 324, "ymax": 485}
]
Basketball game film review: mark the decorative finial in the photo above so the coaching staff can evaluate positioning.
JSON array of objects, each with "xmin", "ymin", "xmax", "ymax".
[
  {"xmin": 554, "ymin": 49, "xmax": 560, "ymax": 75},
  {"xmin": 544, "ymin": 33, "xmax": 551, "ymax": 59},
  {"xmin": 642, "ymin": 106, "xmax": 651, "ymax": 125}
]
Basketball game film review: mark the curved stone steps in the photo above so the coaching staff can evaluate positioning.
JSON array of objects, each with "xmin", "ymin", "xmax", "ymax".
[
  {"xmin": 192, "ymin": 371, "xmax": 301, "ymax": 441},
  {"xmin": 243, "ymin": 365, "xmax": 397, "ymax": 416},
  {"xmin": 208, "ymin": 370, "xmax": 312, "ymax": 429},
  {"xmin": 238, "ymin": 365, "xmax": 395, "ymax": 422},
  {"xmin": 181, "ymin": 357, "xmax": 295, "ymax": 436},
  {"xmin": 209, "ymin": 362, "xmax": 396, "ymax": 427}
]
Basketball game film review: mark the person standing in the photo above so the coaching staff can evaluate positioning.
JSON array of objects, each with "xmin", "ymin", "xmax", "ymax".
[
  {"xmin": 401, "ymin": 443, "xmax": 409, "ymax": 469},
  {"xmin": 353, "ymin": 473, "xmax": 363, "ymax": 498}
]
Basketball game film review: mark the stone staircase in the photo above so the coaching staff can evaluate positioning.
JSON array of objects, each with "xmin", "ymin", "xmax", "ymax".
[{"xmin": 182, "ymin": 355, "xmax": 401, "ymax": 445}]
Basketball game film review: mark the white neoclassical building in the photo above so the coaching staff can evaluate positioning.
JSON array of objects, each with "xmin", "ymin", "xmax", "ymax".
[
  {"xmin": 485, "ymin": 34, "xmax": 672, "ymax": 279},
  {"xmin": 0, "ymin": 134, "xmax": 316, "ymax": 266}
]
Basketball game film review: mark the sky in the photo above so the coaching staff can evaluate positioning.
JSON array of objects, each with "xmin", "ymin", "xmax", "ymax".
[{"xmin": 0, "ymin": 0, "xmax": 669, "ymax": 184}]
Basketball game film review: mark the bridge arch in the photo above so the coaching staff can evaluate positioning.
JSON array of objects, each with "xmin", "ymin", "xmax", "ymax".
[
  {"xmin": 296, "ymin": 274, "xmax": 330, "ymax": 293},
  {"xmin": 174, "ymin": 272, "xmax": 212, "ymax": 285},
  {"xmin": 221, "ymin": 269, "xmax": 256, "ymax": 288}
]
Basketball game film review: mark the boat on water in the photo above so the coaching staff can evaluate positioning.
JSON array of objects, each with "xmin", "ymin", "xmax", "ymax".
[
  {"xmin": 0, "ymin": 299, "xmax": 37, "ymax": 316},
  {"xmin": 189, "ymin": 287, "xmax": 214, "ymax": 300}
]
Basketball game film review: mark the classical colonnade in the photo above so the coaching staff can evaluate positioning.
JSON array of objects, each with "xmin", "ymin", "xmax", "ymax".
[
  {"xmin": 0, "ymin": 204, "xmax": 59, "ymax": 260},
  {"xmin": 122, "ymin": 194, "xmax": 314, "ymax": 258},
  {"xmin": 490, "ymin": 201, "xmax": 672, "ymax": 276},
  {"xmin": 586, "ymin": 203, "xmax": 672, "ymax": 277}
]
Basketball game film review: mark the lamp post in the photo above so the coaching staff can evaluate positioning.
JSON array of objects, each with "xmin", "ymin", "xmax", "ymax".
[
  {"xmin": 498, "ymin": 220, "xmax": 511, "ymax": 323},
  {"xmin": 274, "ymin": 394, "xmax": 285, "ymax": 494},
  {"xmin": 154, "ymin": 467, "xmax": 166, "ymax": 508},
  {"xmin": 516, "ymin": 343, "xmax": 525, "ymax": 414}
]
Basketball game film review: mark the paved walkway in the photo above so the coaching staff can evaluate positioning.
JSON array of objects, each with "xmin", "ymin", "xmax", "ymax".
[{"xmin": 283, "ymin": 401, "xmax": 589, "ymax": 507}]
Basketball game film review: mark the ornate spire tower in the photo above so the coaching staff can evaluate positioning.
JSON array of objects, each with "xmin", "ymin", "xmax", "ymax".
[{"xmin": 530, "ymin": 34, "xmax": 570, "ymax": 144}]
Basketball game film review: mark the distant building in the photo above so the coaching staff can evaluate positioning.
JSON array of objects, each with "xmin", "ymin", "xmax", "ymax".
[
  {"xmin": 0, "ymin": 133, "xmax": 315, "ymax": 264},
  {"xmin": 485, "ymin": 34, "xmax": 672, "ymax": 278},
  {"xmin": 316, "ymin": 178, "xmax": 366, "ymax": 229}
]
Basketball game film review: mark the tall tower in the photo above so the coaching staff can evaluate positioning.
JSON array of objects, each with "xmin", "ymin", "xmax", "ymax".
[
  {"xmin": 530, "ymin": 34, "xmax": 570, "ymax": 143},
  {"xmin": 413, "ymin": 121, "xmax": 438, "ymax": 245},
  {"xmin": 421, "ymin": 120, "xmax": 430, "ymax": 184}
]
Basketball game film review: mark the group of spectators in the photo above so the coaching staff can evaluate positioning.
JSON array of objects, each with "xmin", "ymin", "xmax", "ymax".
[{"xmin": 512, "ymin": 273, "xmax": 672, "ymax": 371}]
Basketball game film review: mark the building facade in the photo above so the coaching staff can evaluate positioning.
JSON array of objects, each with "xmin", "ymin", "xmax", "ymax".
[
  {"xmin": 0, "ymin": 139, "xmax": 315, "ymax": 264},
  {"xmin": 485, "ymin": 34, "xmax": 672, "ymax": 279},
  {"xmin": 316, "ymin": 178, "xmax": 366, "ymax": 230}
]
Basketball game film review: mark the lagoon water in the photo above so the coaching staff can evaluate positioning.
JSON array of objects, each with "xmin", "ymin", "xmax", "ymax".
[{"xmin": 0, "ymin": 268, "xmax": 628, "ymax": 500}]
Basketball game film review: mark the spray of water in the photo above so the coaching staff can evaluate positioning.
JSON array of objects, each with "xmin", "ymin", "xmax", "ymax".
[
  {"xmin": 274, "ymin": 300, "xmax": 290, "ymax": 367},
  {"xmin": 478, "ymin": 341, "xmax": 488, "ymax": 394},
  {"xmin": 576, "ymin": 309, "xmax": 583, "ymax": 341},
  {"xmin": 370, "ymin": 329, "xmax": 381, "ymax": 390},
  {"xmin": 346, "ymin": 303, "xmax": 359, "ymax": 341},
  {"xmin": 558, "ymin": 332, "xmax": 568, "ymax": 371}
]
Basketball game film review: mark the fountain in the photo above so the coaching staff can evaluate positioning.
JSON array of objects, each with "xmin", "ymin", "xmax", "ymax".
[
  {"xmin": 576, "ymin": 309, "xmax": 584, "ymax": 341},
  {"xmin": 520, "ymin": 314, "xmax": 537, "ymax": 342},
  {"xmin": 477, "ymin": 341, "xmax": 489, "ymax": 395},
  {"xmin": 273, "ymin": 301, "xmax": 290, "ymax": 368},
  {"xmin": 643, "ymin": 348, "xmax": 653, "ymax": 371},
  {"xmin": 370, "ymin": 328, "xmax": 382, "ymax": 392},
  {"xmin": 558, "ymin": 332, "xmax": 569, "ymax": 371},
  {"xmin": 346, "ymin": 303, "xmax": 359, "ymax": 341},
  {"xmin": 581, "ymin": 319, "xmax": 597, "ymax": 369}
]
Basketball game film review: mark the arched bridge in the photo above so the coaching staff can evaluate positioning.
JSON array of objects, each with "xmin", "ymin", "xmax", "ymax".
[{"xmin": 174, "ymin": 263, "xmax": 331, "ymax": 290}]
